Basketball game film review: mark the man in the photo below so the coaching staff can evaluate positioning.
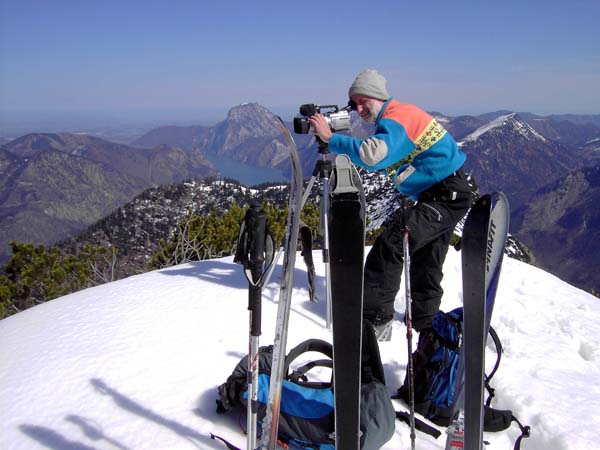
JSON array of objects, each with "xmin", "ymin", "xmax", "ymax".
[{"xmin": 308, "ymin": 68, "xmax": 473, "ymax": 336}]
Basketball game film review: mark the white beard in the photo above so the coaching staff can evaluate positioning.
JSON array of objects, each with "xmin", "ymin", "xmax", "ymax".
[{"xmin": 363, "ymin": 105, "xmax": 380, "ymax": 123}]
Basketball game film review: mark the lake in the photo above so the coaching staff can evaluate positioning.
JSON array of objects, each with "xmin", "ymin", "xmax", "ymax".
[{"xmin": 205, "ymin": 153, "xmax": 287, "ymax": 187}]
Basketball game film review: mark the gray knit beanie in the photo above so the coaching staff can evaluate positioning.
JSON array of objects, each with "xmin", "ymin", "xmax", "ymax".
[{"xmin": 348, "ymin": 69, "xmax": 390, "ymax": 101}]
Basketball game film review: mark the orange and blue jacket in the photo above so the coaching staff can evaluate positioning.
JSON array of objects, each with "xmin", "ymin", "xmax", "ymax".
[{"xmin": 329, "ymin": 98, "xmax": 466, "ymax": 200}]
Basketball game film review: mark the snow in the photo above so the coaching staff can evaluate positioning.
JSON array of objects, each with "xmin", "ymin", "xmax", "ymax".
[
  {"xmin": 432, "ymin": 114, "xmax": 450, "ymax": 124},
  {"xmin": 2, "ymin": 249, "xmax": 600, "ymax": 450},
  {"xmin": 459, "ymin": 113, "xmax": 548, "ymax": 145}
]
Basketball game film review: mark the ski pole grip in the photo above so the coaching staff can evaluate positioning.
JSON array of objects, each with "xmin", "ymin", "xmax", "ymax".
[
  {"xmin": 246, "ymin": 205, "xmax": 267, "ymax": 336},
  {"xmin": 248, "ymin": 205, "xmax": 267, "ymax": 283}
]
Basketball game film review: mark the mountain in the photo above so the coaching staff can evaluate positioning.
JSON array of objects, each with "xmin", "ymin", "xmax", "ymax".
[
  {"xmin": 3, "ymin": 105, "xmax": 598, "ymax": 292},
  {"xmin": 3, "ymin": 133, "xmax": 217, "ymax": 185},
  {"xmin": 55, "ymin": 171, "xmax": 530, "ymax": 290},
  {"xmin": 1, "ymin": 105, "xmax": 372, "ymax": 267},
  {"xmin": 0, "ymin": 148, "xmax": 22, "ymax": 196},
  {"xmin": 0, "ymin": 150, "xmax": 146, "ymax": 264},
  {"xmin": 513, "ymin": 163, "xmax": 600, "ymax": 292},
  {"xmin": 133, "ymin": 104, "xmax": 373, "ymax": 178},
  {"xmin": 134, "ymin": 103, "xmax": 291, "ymax": 168},
  {"xmin": 131, "ymin": 125, "xmax": 213, "ymax": 151},
  {"xmin": 458, "ymin": 113, "xmax": 582, "ymax": 210},
  {"xmin": 444, "ymin": 115, "xmax": 488, "ymax": 141},
  {"xmin": 547, "ymin": 113, "xmax": 600, "ymax": 128},
  {"xmin": 0, "ymin": 134, "xmax": 217, "ymax": 264},
  {"xmin": 523, "ymin": 116, "xmax": 600, "ymax": 164},
  {"xmin": 208, "ymin": 103, "xmax": 288, "ymax": 166},
  {"xmin": 56, "ymin": 173, "xmax": 396, "ymax": 280},
  {"xmin": 59, "ymin": 179, "xmax": 292, "ymax": 277},
  {"xmin": 2, "ymin": 246, "xmax": 599, "ymax": 450},
  {"xmin": 475, "ymin": 110, "xmax": 515, "ymax": 122},
  {"xmin": 525, "ymin": 115, "xmax": 600, "ymax": 147},
  {"xmin": 581, "ymin": 137, "xmax": 600, "ymax": 163},
  {"xmin": 450, "ymin": 112, "xmax": 599, "ymax": 291},
  {"xmin": 132, "ymin": 104, "xmax": 595, "ymax": 217},
  {"xmin": 442, "ymin": 112, "xmax": 600, "ymax": 164}
]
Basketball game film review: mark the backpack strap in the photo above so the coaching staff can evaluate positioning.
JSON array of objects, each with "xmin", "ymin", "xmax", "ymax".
[
  {"xmin": 299, "ymin": 221, "xmax": 317, "ymax": 302},
  {"xmin": 288, "ymin": 359, "xmax": 333, "ymax": 388},
  {"xmin": 484, "ymin": 408, "xmax": 531, "ymax": 449},
  {"xmin": 283, "ymin": 339, "xmax": 333, "ymax": 387},
  {"xmin": 284, "ymin": 339, "xmax": 333, "ymax": 368},
  {"xmin": 481, "ymin": 328, "xmax": 531, "ymax": 450},
  {"xmin": 484, "ymin": 325, "xmax": 503, "ymax": 406},
  {"xmin": 512, "ymin": 415, "xmax": 531, "ymax": 450},
  {"xmin": 395, "ymin": 411, "xmax": 442, "ymax": 439},
  {"xmin": 210, "ymin": 433, "xmax": 242, "ymax": 450}
]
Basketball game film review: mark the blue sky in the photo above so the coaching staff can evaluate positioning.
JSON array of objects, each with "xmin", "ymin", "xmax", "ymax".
[{"xmin": 1, "ymin": 0, "xmax": 599, "ymax": 125}]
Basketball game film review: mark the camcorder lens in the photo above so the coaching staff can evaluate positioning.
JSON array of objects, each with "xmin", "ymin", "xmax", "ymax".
[{"xmin": 293, "ymin": 117, "xmax": 311, "ymax": 134}]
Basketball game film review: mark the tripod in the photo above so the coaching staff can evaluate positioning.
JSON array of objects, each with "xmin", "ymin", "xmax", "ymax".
[
  {"xmin": 263, "ymin": 136, "xmax": 336, "ymax": 329},
  {"xmin": 301, "ymin": 137, "xmax": 334, "ymax": 328}
]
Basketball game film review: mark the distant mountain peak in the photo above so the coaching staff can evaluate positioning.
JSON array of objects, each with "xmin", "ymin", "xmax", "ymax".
[
  {"xmin": 209, "ymin": 103, "xmax": 284, "ymax": 160},
  {"xmin": 225, "ymin": 102, "xmax": 275, "ymax": 121},
  {"xmin": 2, "ymin": 132, "xmax": 118, "ymax": 158},
  {"xmin": 459, "ymin": 113, "xmax": 548, "ymax": 145},
  {"xmin": 431, "ymin": 112, "xmax": 450, "ymax": 124}
]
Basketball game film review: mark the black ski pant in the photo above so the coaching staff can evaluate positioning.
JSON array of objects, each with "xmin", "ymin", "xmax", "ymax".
[{"xmin": 363, "ymin": 169, "xmax": 474, "ymax": 332}]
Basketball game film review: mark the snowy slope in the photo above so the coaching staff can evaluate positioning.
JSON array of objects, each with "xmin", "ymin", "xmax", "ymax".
[
  {"xmin": 459, "ymin": 113, "xmax": 548, "ymax": 145},
  {"xmin": 1, "ymin": 249, "xmax": 599, "ymax": 450}
]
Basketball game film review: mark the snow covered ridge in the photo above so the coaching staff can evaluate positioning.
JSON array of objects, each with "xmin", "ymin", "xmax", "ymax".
[
  {"xmin": 1, "ymin": 250, "xmax": 599, "ymax": 450},
  {"xmin": 586, "ymin": 137, "xmax": 600, "ymax": 145},
  {"xmin": 458, "ymin": 113, "xmax": 548, "ymax": 145},
  {"xmin": 432, "ymin": 113, "xmax": 450, "ymax": 124}
]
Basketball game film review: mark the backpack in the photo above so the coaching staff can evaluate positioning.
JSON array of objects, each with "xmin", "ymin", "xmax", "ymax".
[
  {"xmin": 395, "ymin": 307, "xmax": 530, "ymax": 447},
  {"xmin": 215, "ymin": 321, "xmax": 395, "ymax": 450}
]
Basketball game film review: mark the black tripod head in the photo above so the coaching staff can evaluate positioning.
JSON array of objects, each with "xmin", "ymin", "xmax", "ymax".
[{"xmin": 315, "ymin": 135, "xmax": 329, "ymax": 154}]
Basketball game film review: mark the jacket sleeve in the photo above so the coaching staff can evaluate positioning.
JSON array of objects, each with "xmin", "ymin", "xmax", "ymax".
[{"xmin": 328, "ymin": 119, "xmax": 415, "ymax": 171}]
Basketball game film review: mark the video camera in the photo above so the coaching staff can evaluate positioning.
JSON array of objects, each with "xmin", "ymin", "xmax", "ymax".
[{"xmin": 293, "ymin": 103, "xmax": 353, "ymax": 134}]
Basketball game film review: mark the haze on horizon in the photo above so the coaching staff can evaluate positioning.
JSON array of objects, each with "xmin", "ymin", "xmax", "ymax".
[{"xmin": 1, "ymin": 0, "xmax": 599, "ymax": 135}]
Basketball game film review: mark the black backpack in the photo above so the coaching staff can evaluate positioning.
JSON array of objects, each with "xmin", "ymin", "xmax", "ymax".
[
  {"xmin": 215, "ymin": 321, "xmax": 395, "ymax": 450},
  {"xmin": 395, "ymin": 307, "xmax": 530, "ymax": 448}
]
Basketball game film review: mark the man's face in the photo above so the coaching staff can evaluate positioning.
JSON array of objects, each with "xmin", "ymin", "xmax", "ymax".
[{"xmin": 350, "ymin": 94, "xmax": 383, "ymax": 123}]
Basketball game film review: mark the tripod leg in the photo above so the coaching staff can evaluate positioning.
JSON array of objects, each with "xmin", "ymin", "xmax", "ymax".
[{"xmin": 302, "ymin": 168, "xmax": 334, "ymax": 329}]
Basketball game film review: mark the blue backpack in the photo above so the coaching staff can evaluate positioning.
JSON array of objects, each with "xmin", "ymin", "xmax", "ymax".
[
  {"xmin": 395, "ymin": 307, "xmax": 530, "ymax": 447},
  {"xmin": 215, "ymin": 322, "xmax": 395, "ymax": 450},
  {"xmin": 397, "ymin": 307, "xmax": 500, "ymax": 422}
]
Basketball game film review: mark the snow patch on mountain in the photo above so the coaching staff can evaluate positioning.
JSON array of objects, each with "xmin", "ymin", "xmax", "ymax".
[
  {"xmin": 459, "ymin": 113, "xmax": 548, "ymax": 145},
  {"xmin": 586, "ymin": 137, "xmax": 600, "ymax": 144},
  {"xmin": 432, "ymin": 113, "xmax": 450, "ymax": 124}
]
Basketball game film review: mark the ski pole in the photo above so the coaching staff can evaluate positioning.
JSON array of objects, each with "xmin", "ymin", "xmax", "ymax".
[
  {"xmin": 403, "ymin": 224, "xmax": 417, "ymax": 450},
  {"xmin": 234, "ymin": 204, "xmax": 273, "ymax": 450}
]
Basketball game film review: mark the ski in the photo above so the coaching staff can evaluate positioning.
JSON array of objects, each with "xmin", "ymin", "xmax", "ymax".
[
  {"xmin": 445, "ymin": 192, "xmax": 510, "ymax": 450},
  {"xmin": 259, "ymin": 117, "xmax": 304, "ymax": 450},
  {"xmin": 328, "ymin": 154, "xmax": 366, "ymax": 450}
]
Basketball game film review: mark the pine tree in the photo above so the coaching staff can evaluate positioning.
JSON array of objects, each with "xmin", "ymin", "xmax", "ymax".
[
  {"xmin": 151, "ymin": 203, "xmax": 247, "ymax": 268},
  {"xmin": 0, "ymin": 241, "xmax": 115, "ymax": 319}
]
